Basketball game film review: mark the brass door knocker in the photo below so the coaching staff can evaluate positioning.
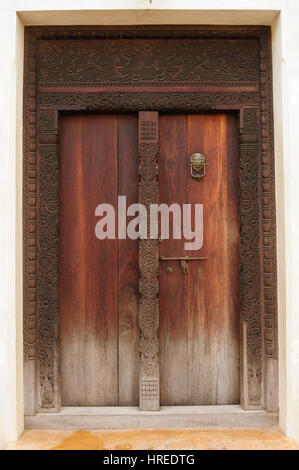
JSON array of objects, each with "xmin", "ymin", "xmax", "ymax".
[{"xmin": 189, "ymin": 153, "xmax": 206, "ymax": 180}]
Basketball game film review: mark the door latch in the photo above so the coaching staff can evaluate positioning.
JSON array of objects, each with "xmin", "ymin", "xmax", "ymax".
[{"xmin": 159, "ymin": 255, "xmax": 206, "ymax": 274}]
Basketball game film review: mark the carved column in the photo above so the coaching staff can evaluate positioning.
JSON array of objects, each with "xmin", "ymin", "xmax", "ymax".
[
  {"xmin": 138, "ymin": 112, "xmax": 160, "ymax": 411},
  {"xmin": 259, "ymin": 31, "xmax": 279, "ymax": 412},
  {"xmin": 23, "ymin": 31, "xmax": 38, "ymax": 415},
  {"xmin": 37, "ymin": 107, "xmax": 61, "ymax": 412},
  {"xmin": 239, "ymin": 106, "xmax": 264, "ymax": 409}
]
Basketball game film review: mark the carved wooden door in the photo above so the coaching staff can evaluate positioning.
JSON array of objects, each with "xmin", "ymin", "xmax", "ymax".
[
  {"xmin": 24, "ymin": 28, "xmax": 277, "ymax": 417},
  {"xmin": 59, "ymin": 112, "xmax": 240, "ymax": 407}
]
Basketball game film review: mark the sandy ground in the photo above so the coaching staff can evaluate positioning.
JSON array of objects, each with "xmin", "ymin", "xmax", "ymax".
[{"xmin": 5, "ymin": 427, "xmax": 299, "ymax": 450}]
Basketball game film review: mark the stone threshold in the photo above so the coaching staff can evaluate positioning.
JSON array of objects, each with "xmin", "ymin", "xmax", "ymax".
[{"xmin": 25, "ymin": 405, "xmax": 278, "ymax": 430}]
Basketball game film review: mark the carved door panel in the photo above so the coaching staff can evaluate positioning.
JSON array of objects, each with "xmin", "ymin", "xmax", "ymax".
[
  {"xmin": 60, "ymin": 114, "xmax": 140, "ymax": 406},
  {"xmin": 159, "ymin": 114, "xmax": 240, "ymax": 405}
]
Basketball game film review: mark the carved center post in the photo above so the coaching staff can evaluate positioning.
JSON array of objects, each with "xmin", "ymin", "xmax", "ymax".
[{"xmin": 138, "ymin": 111, "xmax": 160, "ymax": 411}]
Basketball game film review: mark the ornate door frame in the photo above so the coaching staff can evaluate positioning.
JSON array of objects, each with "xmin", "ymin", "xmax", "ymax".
[{"xmin": 23, "ymin": 25, "xmax": 278, "ymax": 415}]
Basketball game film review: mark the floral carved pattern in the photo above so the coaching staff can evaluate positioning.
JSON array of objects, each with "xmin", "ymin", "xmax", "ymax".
[
  {"xmin": 38, "ymin": 142, "xmax": 60, "ymax": 411},
  {"xmin": 239, "ymin": 107, "xmax": 263, "ymax": 408},
  {"xmin": 39, "ymin": 91, "xmax": 259, "ymax": 112},
  {"xmin": 38, "ymin": 39, "xmax": 259, "ymax": 88},
  {"xmin": 138, "ymin": 113, "xmax": 160, "ymax": 411},
  {"xmin": 259, "ymin": 33, "xmax": 278, "ymax": 361}
]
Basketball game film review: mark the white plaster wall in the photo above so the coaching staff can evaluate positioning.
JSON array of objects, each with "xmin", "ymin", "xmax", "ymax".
[
  {"xmin": 271, "ymin": 2, "xmax": 299, "ymax": 441},
  {"xmin": 0, "ymin": 3, "xmax": 24, "ymax": 448},
  {"xmin": 0, "ymin": 0, "xmax": 299, "ymax": 447}
]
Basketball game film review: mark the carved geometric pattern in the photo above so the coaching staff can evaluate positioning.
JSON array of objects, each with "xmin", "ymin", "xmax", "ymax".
[
  {"xmin": 141, "ymin": 379, "xmax": 159, "ymax": 401},
  {"xmin": 23, "ymin": 30, "xmax": 38, "ymax": 362},
  {"xmin": 140, "ymin": 121, "xmax": 157, "ymax": 141},
  {"xmin": 259, "ymin": 31, "xmax": 278, "ymax": 360},
  {"xmin": 39, "ymin": 107, "xmax": 58, "ymax": 135},
  {"xmin": 23, "ymin": 25, "xmax": 278, "ymax": 414},
  {"xmin": 243, "ymin": 108, "xmax": 258, "ymax": 130},
  {"xmin": 37, "ymin": 39, "xmax": 259, "ymax": 88}
]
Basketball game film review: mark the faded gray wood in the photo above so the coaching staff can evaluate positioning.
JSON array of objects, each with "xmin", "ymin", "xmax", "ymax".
[
  {"xmin": 265, "ymin": 358, "xmax": 279, "ymax": 412},
  {"xmin": 24, "ymin": 361, "xmax": 36, "ymax": 415},
  {"xmin": 25, "ymin": 406, "xmax": 278, "ymax": 430}
]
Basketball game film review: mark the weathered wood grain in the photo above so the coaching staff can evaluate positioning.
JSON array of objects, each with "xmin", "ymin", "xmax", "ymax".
[
  {"xmin": 118, "ymin": 114, "xmax": 139, "ymax": 406},
  {"xmin": 60, "ymin": 114, "xmax": 118, "ymax": 406},
  {"xmin": 159, "ymin": 114, "xmax": 189, "ymax": 405},
  {"xmin": 159, "ymin": 114, "xmax": 240, "ymax": 405}
]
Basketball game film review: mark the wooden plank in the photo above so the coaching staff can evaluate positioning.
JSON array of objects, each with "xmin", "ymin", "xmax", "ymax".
[
  {"xmin": 187, "ymin": 114, "xmax": 240, "ymax": 405},
  {"xmin": 159, "ymin": 114, "xmax": 189, "ymax": 405},
  {"xmin": 138, "ymin": 111, "xmax": 160, "ymax": 411},
  {"xmin": 60, "ymin": 114, "xmax": 118, "ymax": 406},
  {"xmin": 118, "ymin": 114, "xmax": 139, "ymax": 406},
  {"xmin": 226, "ymin": 113, "xmax": 241, "ymax": 404}
]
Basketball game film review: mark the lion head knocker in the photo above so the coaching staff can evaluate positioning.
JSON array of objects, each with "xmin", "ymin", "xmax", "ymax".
[{"xmin": 189, "ymin": 153, "xmax": 206, "ymax": 180}]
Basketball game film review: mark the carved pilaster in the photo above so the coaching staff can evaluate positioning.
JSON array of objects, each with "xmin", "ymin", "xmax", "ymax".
[
  {"xmin": 23, "ymin": 29, "xmax": 38, "ymax": 415},
  {"xmin": 37, "ymin": 108, "xmax": 61, "ymax": 412},
  {"xmin": 259, "ymin": 31, "xmax": 279, "ymax": 412},
  {"xmin": 138, "ymin": 112, "xmax": 160, "ymax": 411},
  {"xmin": 239, "ymin": 106, "xmax": 264, "ymax": 409}
]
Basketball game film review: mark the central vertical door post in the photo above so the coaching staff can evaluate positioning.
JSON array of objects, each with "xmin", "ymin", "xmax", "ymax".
[{"xmin": 138, "ymin": 112, "xmax": 160, "ymax": 411}]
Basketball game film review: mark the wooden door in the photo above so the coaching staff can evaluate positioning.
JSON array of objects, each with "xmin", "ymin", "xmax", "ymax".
[
  {"xmin": 59, "ymin": 112, "xmax": 240, "ymax": 407},
  {"xmin": 159, "ymin": 114, "xmax": 240, "ymax": 405},
  {"xmin": 60, "ymin": 114, "xmax": 139, "ymax": 406}
]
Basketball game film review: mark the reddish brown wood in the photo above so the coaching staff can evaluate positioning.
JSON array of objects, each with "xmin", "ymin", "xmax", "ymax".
[
  {"xmin": 118, "ymin": 114, "xmax": 139, "ymax": 406},
  {"xmin": 159, "ymin": 115, "xmax": 189, "ymax": 405},
  {"xmin": 60, "ymin": 114, "xmax": 140, "ymax": 406},
  {"xmin": 187, "ymin": 114, "xmax": 240, "ymax": 405},
  {"xmin": 159, "ymin": 114, "xmax": 240, "ymax": 405},
  {"xmin": 60, "ymin": 114, "xmax": 119, "ymax": 406}
]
